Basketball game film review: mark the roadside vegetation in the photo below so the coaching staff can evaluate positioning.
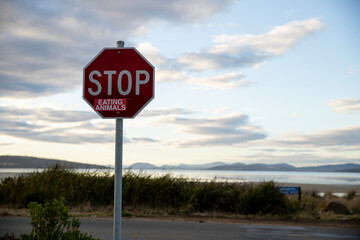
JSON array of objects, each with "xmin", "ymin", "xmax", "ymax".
[
  {"xmin": 1, "ymin": 198, "xmax": 98, "ymax": 240},
  {"xmin": 0, "ymin": 165, "xmax": 359, "ymax": 221}
]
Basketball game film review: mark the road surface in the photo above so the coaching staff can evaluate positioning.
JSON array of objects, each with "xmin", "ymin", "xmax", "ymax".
[{"xmin": 0, "ymin": 217, "xmax": 359, "ymax": 240}]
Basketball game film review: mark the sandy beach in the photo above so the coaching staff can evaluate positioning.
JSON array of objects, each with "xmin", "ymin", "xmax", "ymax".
[{"xmin": 279, "ymin": 183, "xmax": 359, "ymax": 194}]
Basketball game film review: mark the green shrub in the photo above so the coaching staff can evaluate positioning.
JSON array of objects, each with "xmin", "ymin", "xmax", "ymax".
[
  {"xmin": 0, "ymin": 165, "xmax": 113, "ymax": 207},
  {"xmin": 192, "ymin": 181, "xmax": 238, "ymax": 212},
  {"xmin": 236, "ymin": 182, "xmax": 290, "ymax": 214},
  {"xmin": 122, "ymin": 173, "xmax": 292, "ymax": 215},
  {"xmin": 21, "ymin": 198, "xmax": 98, "ymax": 240},
  {"xmin": 122, "ymin": 172, "xmax": 189, "ymax": 209},
  {"xmin": 0, "ymin": 166, "xmax": 297, "ymax": 216},
  {"xmin": 346, "ymin": 190, "xmax": 356, "ymax": 200},
  {"xmin": 0, "ymin": 233, "xmax": 19, "ymax": 240}
]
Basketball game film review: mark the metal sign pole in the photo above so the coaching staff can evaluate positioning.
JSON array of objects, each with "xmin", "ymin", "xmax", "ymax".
[{"xmin": 113, "ymin": 40, "xmax": 125, "ymax": 240}]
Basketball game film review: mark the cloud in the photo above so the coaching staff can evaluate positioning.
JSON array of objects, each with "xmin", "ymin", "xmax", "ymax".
[
  {"xmin": 141, "ymin": 107, "xmax": 194, "ymax": 117},
  {"xmin": 129, "ymin": 137, "xmax": 159, "ymax": 144},
  {"xmin": 178, "ymin": 52, "xmax": 268, "ymax": 71},
  {"xmin": 0, "ymin": 106, "xmax": 98, "ymax": 123},
  {"xmin": 135, "ymin": 43, "xmax": 251, "ymax": 89},
  {"xmin": 0, "ymin": 106, "xmax": 159, "ymax": 144},
  {"xmin": 0, "ymin": 142, "xmax": 13, "ymax": 147},
  {"xmin": 329, "ymin": 98, "xmax": 360, "ymax": 114},
  {"xmin": 0, "ymin": 119, "xmax": 113, "ymax": 144},
  {"xmin": 192, "ymin": 72, "xmax": 250, "ymax": 89},
  {"xmin": 0, "ymin": 0, "xmax": 234, "ymax": 98},
  {"xmin": 0, "ymin": 2, "xmax": 323, "ymax": 98},
  {"xmin": 0, "ymin": 1, "xmax": 98, "ymax": 97},
  {"xmin": 157, "ymin": 69, "xmax": 251, "ymax": 89},
  {"xmin": 211, "ymin": 18, "xmax": 324, "ymax": 56},
  {"xmin": 146, "ymin": 18, "xmax": 323, "ymax": 89},
  {"xmin": 161, "ymin": 113, "xmax": 266, "ymax": 147},
  {"xmin": 273, "ymin": 125, "xmax": 360, "ymax": 147},
  {"xmin": 137, "ymin": 19, "xmax": 323, "ymax": 88},
  {"xmin": 238, "ymin": 152, "xmax": 360, "ymax": 166},
  {"xmin": 84, "ymin": 0, "xmax": 234, "ymax": 26},
  {"xmin": 179, "ymin": 18, "xmax": 324, "ymax": 70},
  {"xmin": 136, "ymin": 43, "xmax": 167, "ymax": 66},
  {"xmin": 0, "ymin": 105, "xmax": 107, "ymax": 144}
]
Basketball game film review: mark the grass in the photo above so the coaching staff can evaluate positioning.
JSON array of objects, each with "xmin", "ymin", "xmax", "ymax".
[
  {"xmin": 0, "ymin": 165, "xmax": 114, "ymax": 207},
  {"xmin": 0, "ymin": 165, "xmax": 359, "ymax": 221}
]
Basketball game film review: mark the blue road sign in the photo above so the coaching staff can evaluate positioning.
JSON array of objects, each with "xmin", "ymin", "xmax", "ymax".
[
  {"xmin": 278, "ymin": 187, "xmax": 300, "ymax": 194},
  {"xmin": 277, "ymin": 186, "xmax": 301, "ymax": 201}
]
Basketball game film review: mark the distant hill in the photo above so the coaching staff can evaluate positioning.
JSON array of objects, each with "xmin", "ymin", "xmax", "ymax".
[
  {"xmin": 297, "ymin": 163, "xmax": 360, "ymax": 172},
  {"xmin": 129, "ymin": 162, "xmax": 158, "ymax": 169},
  {"xmin": 128, "ymin": 162, "xmax": 228, "ymax": 170},
  {"xmin": 163, "ymin": 162, "xmax": 227, "ymax": 170},
  {"xmin": 0, "ymin": 155, "xmax": 108, "ymax": 169},
  {"xmin": 127, "ymin": 161, "xmax": 360, "ymax": 172},
  {"xmin": 2, "ymin": 156, "xmax": 359, "ymax": 172},
  {"xmin": 209, "ymin": 163, "xmax": 297, "ymax": 171}
]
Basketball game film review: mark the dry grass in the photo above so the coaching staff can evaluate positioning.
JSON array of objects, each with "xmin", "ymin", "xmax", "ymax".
[
  {"xmin": 0, "ymin": 205, "xmax": 30, "ymax": 217},
  {"xmin": 289, "ymin": 190, "xmax": 360, "ymax": 221},
  {"xmin": 0, "ymin": 167, "xmax": 359, "ymax": 222}
]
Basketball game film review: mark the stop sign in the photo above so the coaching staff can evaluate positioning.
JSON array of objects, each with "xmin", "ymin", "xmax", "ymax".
[{"xmin": 83, "ymin": 47, "xmax": 154, "ymax": 118}]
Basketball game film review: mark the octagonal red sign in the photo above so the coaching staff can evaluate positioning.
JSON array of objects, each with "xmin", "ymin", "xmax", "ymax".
[{"xmin": 83, "ymin": 47, "xmax": 154, "ymax": 118}]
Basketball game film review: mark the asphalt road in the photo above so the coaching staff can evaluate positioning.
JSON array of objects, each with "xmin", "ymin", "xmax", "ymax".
[{"xmin": 1, "ymin": 217, "xmax": 359, "ymax": 240}]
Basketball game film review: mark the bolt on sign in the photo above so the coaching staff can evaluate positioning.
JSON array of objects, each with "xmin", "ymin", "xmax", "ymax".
[{"xmin": 83, "ymin": 47, "xmax": 155, "ymax": 118}]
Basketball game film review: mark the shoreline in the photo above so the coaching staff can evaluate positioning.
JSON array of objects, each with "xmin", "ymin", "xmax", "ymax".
[
  {"xmin": 278, "ymin": 182, "xmax": 359, "ymax": 194},
  {"xmin": 1, "ymin": 172, "xmax": 358, "ymax": 194}
]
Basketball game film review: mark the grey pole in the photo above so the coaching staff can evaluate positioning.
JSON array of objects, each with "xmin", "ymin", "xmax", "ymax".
[{"xmin": 113, "ymin": 40, "xmax": 125, "ymax": 240}]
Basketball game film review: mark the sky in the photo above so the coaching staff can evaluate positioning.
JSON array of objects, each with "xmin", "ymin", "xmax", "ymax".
[{"xmin": 0, "ymin": 0, "xmax": 359, "ymax": 167}]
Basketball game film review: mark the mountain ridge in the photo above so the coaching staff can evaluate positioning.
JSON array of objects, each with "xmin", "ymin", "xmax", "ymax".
[
  {"xmin": 1, "ymin": 155, "xmax": 359, "ymax": 172},
  {"xmin": 128, "ymin": 162, "xmax": 360, "ymax": 173},
  {"xmin": 0, "ymin": 155, "xmax": 107, "ymax": 169}
]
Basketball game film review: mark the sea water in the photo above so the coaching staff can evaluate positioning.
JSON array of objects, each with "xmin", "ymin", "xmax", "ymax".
[{"xmin": 0, "ymin": 168, "xmax": 359, "ymax": 186}]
